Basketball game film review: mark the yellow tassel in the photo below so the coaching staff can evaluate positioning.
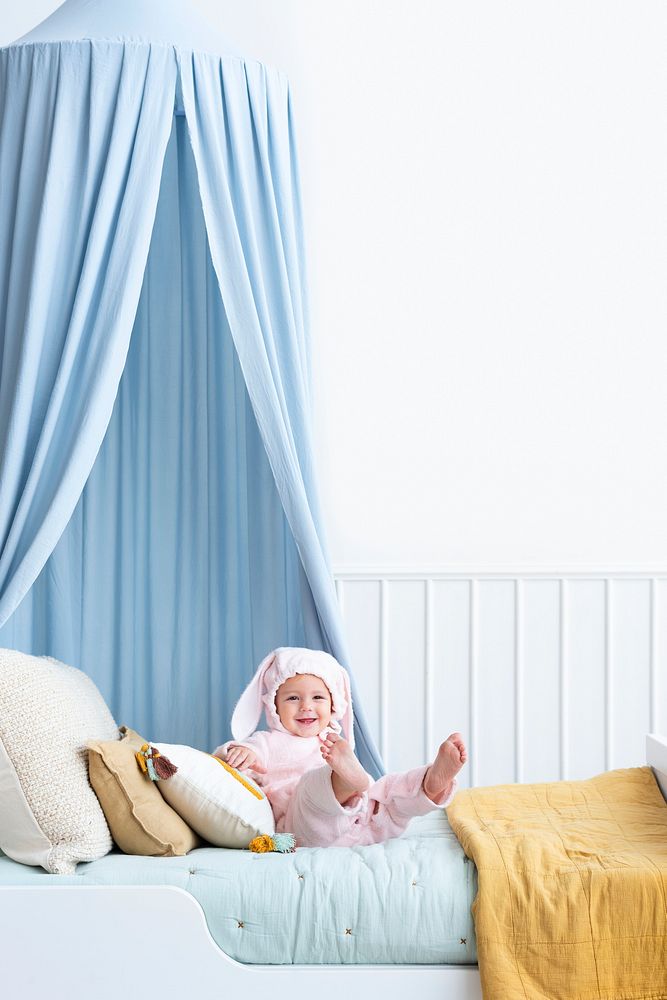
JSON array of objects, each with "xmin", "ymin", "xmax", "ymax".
[
  {"xmin": 248, "ymin": 832, "xmax": 296, "ymax": 853},
  {"xmin": 249, "ymin": 835, "xmax": 274, "ymax": 853},
  {"xmin": 135, "ymin": 745, "xmax": 150, "ymax": 774}
]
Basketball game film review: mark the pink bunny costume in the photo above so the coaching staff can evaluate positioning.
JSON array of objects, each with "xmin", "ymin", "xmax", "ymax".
[{"xmin": 214, "ymin": 647, "xmax": 456, "ymax": 848}]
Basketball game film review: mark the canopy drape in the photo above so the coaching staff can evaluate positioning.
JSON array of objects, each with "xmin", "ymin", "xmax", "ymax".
[
  {"xmin": 0, "ymin": 41, "xmax": 177, "ymax": 628},
  {"xmin": 0, "ymin": 3, "xmax": 384, "ymax": 775},
  {"xmin": 0, "ymin": 114, "xmax": 311, "ymax": 748}
]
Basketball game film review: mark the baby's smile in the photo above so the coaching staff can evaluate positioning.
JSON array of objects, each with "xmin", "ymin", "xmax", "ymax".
[{"xmin": 274, "ymin": 673, "xmax": 333, "ymax": 737}]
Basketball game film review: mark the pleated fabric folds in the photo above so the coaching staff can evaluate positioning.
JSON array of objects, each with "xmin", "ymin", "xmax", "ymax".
[
  {"xmin": 1, "ymin": 115, "xmax": 309, "ymax": 750},
  {"xmin": 0, "ymin": 41, "xmax": 177, "ymax": 628},
  {"xmin": 0, "ymin": 21, "xmax": 383, "ymax": 773}
]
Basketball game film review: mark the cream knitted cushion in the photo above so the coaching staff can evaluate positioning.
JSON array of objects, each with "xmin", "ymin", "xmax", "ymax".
[{"xmin": 0, "ymin": 648, "xmax": 119, "ymax": 873}]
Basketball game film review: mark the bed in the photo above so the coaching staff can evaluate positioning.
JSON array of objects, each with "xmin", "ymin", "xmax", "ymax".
[{"xmin": 1, "ymin": 734, "xmax": 665, "ymax": 1000}]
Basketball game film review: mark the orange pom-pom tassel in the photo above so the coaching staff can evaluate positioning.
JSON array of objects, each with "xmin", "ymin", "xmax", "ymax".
[
  {"xmin": 248, "ymin": 833, "xmax": 296, "ymax": 853},
  {"xmin": 249, "ymin": 834, "xmax": 274, "ymax": 853}
]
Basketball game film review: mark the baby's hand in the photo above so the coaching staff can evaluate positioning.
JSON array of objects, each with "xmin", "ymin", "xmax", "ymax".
[{"xmin": 220, "ymin": 745, "xmax": 266, "ymax": 773}]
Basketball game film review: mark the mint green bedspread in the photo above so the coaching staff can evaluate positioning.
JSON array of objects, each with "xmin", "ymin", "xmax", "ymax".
[{"xmin": 0, "ymin": 811, "xmax": 477, "ymax": 965}]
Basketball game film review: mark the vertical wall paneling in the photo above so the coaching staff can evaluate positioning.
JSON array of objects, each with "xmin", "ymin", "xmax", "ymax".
[
  {"xmin": 650, "ymin": 578, "xmax": 658, "ymax": 734},
  {"xmin": 559, "ymin": 579, "xmax": 568, "ymax": 780},
  {"xmin": 656, "ymin": 579, "xmax": 667, "ymax": 736},
  {"xmin": 515, "ymin": 580, "xmax": 524, "ymax": 784},
  {"xmin": 431, "ymin": 580, "xmax": 471, "ymax": 786},
  {"xmin": 566, "ymin": 580, "xmax": 606, "ymax": 780},
  {"xmin": 523, "ymin": 580, "xmax": 561, "ymax": 783},
  {"xmin": 611, "ymin": 579, "xmax": 651, "ymax": 771},
  {"xmin": 379, "ymin": 580, "xmax": 389, "ymax": 764},
  {"xmin": 424, "ymin": 579, "xmax": 433, "ymax": 763},
  {"xmin": 384, "ymin": 581, "xmax": 427, "ymax": 772},
  {"xmin": 337, "ymin": 580, "xmax": 381, "ymax": 750},
  {"xmin": 335, "ymin": 572, "xmax": 667, "ymax": 784},
  {"xmin": 605, "ymin": 579, "xmax": 612, "ymax": 771},
  {"xmin": 469, "ymin": 580, "xmax": 478, "ymax": 788},
  {"xmin": 476, "ymin": 581, "xmax": 516, "ymax": 786}
]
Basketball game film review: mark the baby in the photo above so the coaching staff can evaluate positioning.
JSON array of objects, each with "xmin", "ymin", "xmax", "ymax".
[{"xmin": 214, "ymin": 646, "xmax": 467, "ymax": 848}]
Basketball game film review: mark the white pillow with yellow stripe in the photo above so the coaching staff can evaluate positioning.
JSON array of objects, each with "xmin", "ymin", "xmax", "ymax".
[{"xmin": 152, "ymin": 743, "xmax": 275, "ymax": 848}]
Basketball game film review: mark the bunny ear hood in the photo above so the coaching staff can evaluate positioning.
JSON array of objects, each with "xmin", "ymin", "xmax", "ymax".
[
  {"xmin": 230, "ymin": 647, "xmax": 355, "ymax": 748},
  {"xmin": 230, "ymin": 650, "xmax": 278, "ymax": 742}
]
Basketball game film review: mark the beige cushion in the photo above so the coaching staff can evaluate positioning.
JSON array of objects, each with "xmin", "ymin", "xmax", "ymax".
[
  {"xmin": 88, "ymin": 727, "xmax": 199, "ymax": 856},
  {"xmin": 0, "ymin": 648, "xmax": 118, "ymax": 874},
  {"xmin": 154, "ymin": 742, "xmax": 275, "ymax": 848}
]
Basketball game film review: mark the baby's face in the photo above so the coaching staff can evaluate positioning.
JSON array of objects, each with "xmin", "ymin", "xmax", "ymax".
[{"xmin": 275, "ymin": 673, "xmax": 333, "ymax": 737}]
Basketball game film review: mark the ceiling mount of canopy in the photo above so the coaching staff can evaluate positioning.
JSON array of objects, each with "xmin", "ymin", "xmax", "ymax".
[{"xmin": 15, "ymin": 0, "xmax": 241, "ymax": 56}]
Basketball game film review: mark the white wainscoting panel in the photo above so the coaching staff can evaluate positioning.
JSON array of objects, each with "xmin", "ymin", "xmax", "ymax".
[{"xmin": 335, "ymin": 571, "xmax": 667, "ymax": 787}]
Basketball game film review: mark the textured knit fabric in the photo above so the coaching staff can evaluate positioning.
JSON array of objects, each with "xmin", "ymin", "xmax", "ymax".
[{"xmin": 0, "ymin": 648, "xmax": 118, "ymax": 873}]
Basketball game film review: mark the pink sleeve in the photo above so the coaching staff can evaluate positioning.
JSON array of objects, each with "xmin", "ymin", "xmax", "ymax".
[{"xmin": 212, "ymin": 731, "xmax": 269, "ymax": 769}]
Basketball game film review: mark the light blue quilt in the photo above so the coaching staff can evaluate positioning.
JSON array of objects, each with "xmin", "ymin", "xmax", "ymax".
[{"xmin": 0, "ymin": 812, "xmax": 477, "ymax": 965}]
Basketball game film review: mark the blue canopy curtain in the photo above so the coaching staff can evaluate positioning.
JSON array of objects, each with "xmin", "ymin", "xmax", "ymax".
[{"xmin": 0, "ymin": 0, "xmax": 383, "ymax": 776}]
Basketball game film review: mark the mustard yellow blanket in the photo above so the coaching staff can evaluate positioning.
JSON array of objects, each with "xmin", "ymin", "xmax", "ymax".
[{"xmin": 447, "ymin": 767, "xmax": 667, "ymax": 1000}]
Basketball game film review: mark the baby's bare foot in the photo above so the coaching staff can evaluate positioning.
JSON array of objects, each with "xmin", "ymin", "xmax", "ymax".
[
  {"xmin": 423, "ymin": 732, "xmax": 467, "ymax": 805},
  {"xmin": 320, "ymin": 733, "xmax": 370, "ymax": 804}
]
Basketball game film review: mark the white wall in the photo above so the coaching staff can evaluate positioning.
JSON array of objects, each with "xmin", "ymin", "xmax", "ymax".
[{"xmin": 3, "ymin": 1, "xmax": 667, "ymax": 573}]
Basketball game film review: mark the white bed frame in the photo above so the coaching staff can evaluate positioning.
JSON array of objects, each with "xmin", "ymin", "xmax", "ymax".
[{"xmin": 2, "ymin": 733, "xmax": 666, "ymax": 1000}]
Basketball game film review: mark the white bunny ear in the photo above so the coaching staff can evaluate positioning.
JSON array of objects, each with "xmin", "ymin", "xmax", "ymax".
[
  {"xmin": 231, "ymin": 651, "xmax": 277, "ymax": 740},
  {"xmin": 339, "ymin": 665, "xmax": 355, "ymax": 749}
]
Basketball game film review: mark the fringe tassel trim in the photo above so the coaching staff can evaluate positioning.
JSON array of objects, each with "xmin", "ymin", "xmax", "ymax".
[{"xmin": 135, "ymin": 744, "xmax": 178, "ymax": 781}]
